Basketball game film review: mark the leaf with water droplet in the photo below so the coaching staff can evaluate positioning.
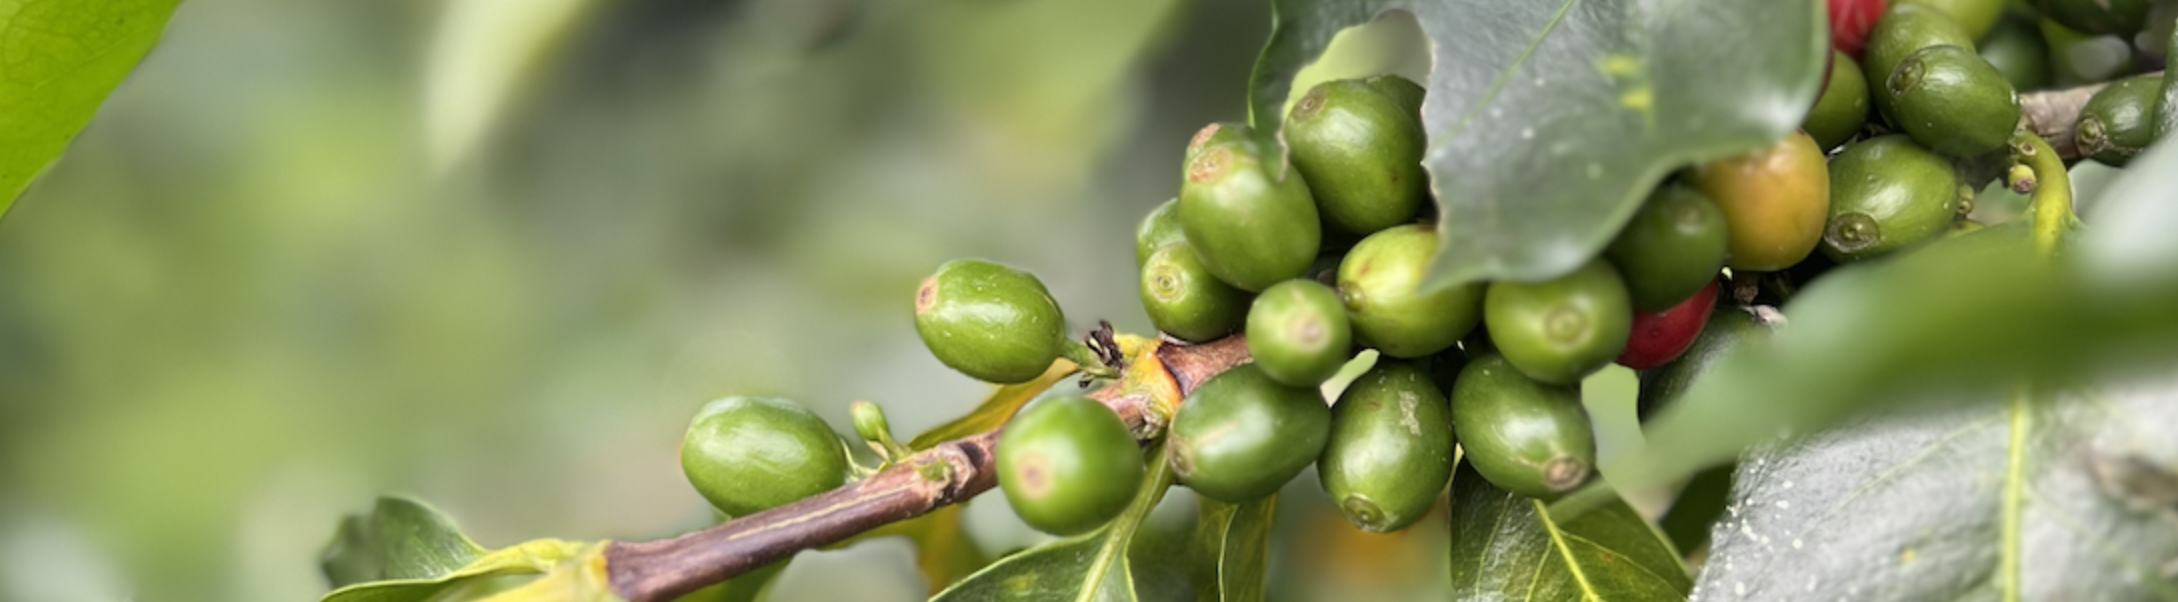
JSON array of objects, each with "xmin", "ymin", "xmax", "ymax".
[{"xmin": 1693, "ymin": 372, "xmax": 2178, "ymax": 600}]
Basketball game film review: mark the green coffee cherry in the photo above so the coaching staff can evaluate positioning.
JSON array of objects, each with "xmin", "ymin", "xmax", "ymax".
[
  {"xmin": 1482, "ymin": 260, "xmax": 1633, "ymax": 385},
  {"xmin": 1363, "ymin": 74, "xmax": 1425, "ymax": 119},
  {"xmin": 2163, "ymin": 25, "xmax": 2178, "ymax": 139},
  {"xmin": 1894, "ymin": 0, "xmax": 2005, "ymax": 39},
  {"xmin": 915, "ymin": 259, "xmax": 1068, "ymax": 384},
  {"xmin": 681, "ymin": 396, "xmax": 851, "ymax": 517},
  {"xmin": 1823, "ymin": 135, "xmax": 1963, "ymax": 261},
  {"xmin": 1337, "ymin": 224, "xmax": 1485, "ymax": 358},
  {"xmin": 1140, "ymin": 242, "xmax": 1251, "ymax": 342},
  {"xmin": 1864, "ymin": 4, "xmax": 1974, "ymax": 123},
  {"xmin": 1178, "ymin": 122, "xmax": 1322, "ymax": 292},
  {"xmin": 1637, "ymin": 306, "xmax": 1777, "ymax": 421},
  {"xmin": 1134, "ymin": 198, "xmax": 1184, "ymax": 267},
  {"xmin": 1978, "ymin": 14, "xmax": 2052, "ymax": 91},
  {"xmin": 1449, "ymin": 354, "xmax": 1595, "ymax": 499},
  {"xmin": 1285, "ymin": 79, "xmax": 1428, "ymax": 235},
  {"xmin": 1246, "ymin": 279, "xmax": 1353, "ymax": 387},
  {"xmin": 2032, "ymin": 0, "xmax": 2149, "ymax": 36},
  {"xmin": 1604, "ymin": 185, "xmax": 1728, "ymax": 312},
  {"xmin": 1318, "ymin": 361, "xmax": 1455, "ymax": 532},
  {"xmin": 997, "ymin": 394, "xmax": 1144, "ymax": 536},
  {"xmin": 2075, "ymin": 74, "xmax": 2162, "ymax": 167},
  {"xmin": 1886, "ymin": 44, "xmax": 2021, "ymax": 158},
  {"xmin": 1803, "ymin": 50, "xmax": 1873, "ymax": 151},
  {"xmin": 1804, "ymin": 50, "xmax": 1871, "ymax": 151},
  {"xmin": 1169, "ymin": 364, "xmax": 1331, "ymax": 503}
]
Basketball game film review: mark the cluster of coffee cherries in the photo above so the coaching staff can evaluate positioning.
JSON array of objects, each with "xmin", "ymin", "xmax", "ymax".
[
  {"xmin": 670, "ymin": 0, "xmax": 2162, "ymax": 541},
  {"xmin": 1825, "ymin": 0, "xmax": 2165, "ymax": 170},
  {"xmin": 906, "ymin": 71, "xmax": 1741, "ymax": 539}
]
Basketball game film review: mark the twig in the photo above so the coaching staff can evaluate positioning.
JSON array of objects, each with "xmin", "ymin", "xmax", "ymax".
[{"xmin": 602, "ymin": 336, "xmax": 1252, "ymax": 602}]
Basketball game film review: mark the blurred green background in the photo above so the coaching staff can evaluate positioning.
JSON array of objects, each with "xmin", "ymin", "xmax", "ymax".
[
  {"xmin": 0, "ymin": 1, "xmax": 1614, "ymax": 601},
  {"xmin": 0, "ymin": 0, "xmax": 1248, "ymax": 599}
]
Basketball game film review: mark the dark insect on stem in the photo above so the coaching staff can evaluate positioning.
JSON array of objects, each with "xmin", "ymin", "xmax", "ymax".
[
  {"xmin": 1080, "ymin": 320, "xmax": 1126, "ymax": 388},
  {"xmin": 1092, "ymin": 320, "xmax": 1124, "ymax": 367}
]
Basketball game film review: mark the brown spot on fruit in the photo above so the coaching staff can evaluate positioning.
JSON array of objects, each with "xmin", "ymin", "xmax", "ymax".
[
  {"xmin": 1542, "ymin": 456, "xmax": 1590, "ymax": 492},
  {"xmin": 915, "ymin": 276, "xmax": 939, "ymax": 315},
  {"xmin": 1188, "ymin": 123, "xmax": 1223, "ymax": 155},
  {"xmin": 1188, "ymin": 146, "xmax": 1232, "ymax": 184}
]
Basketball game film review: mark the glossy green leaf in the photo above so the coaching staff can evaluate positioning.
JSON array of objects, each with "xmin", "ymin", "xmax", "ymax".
[
  {"xmin": 321, "ymin": 497, "xmax": 489, "ymax": 587},
  {"xmin": 317, "ymin": 496, "xmax": 592, "ymax": 602},
  {"xmin": 1248, "ymin": 0, "xmax": 1825, "ymax": 286},
  {"xmin": 1612, "ymin": 140, "xmax": 2178, "ymax": 491},
  {"xmin": 0, "ymin": 0, "xmax": 182, "ymax": 213},
  {"xmin": 1692, "ymin": 374, "xmax": 2178, "ymax": 600},
  {"xmin": 908, "ymin": 360, "xmax": 1075, "ymax": 450},
  {"xmin": 1449, "ymin": 462, "xmax": 1690, "ymax": 601},
  {"xmin": 928, "ymin": 444, "xmax": 1177, "ymax": 602},
  {"xmin": 1189, "ymin": 495, "xmax": 1276, "ymax": 602}
]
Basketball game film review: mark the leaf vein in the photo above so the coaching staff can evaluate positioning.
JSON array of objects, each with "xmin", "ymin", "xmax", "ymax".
[
  {"xmin": 2023, "ymin": 490, "xmax": 2178, "ymax": 602},
  {"xmin": 1554, "ymin": 531, "xmax": 1681, "ymax": 591},
  {"xmin": 1478, "ymin": 489, "xmax": 1512, "ymax": 600},
  {"xmin": 1533, "ymin": 499, "xmax": 1601, "ymax": 602},
  {"xmin": 2000, "ymin": 387, "xmax": 2028, "ymax": 602}
]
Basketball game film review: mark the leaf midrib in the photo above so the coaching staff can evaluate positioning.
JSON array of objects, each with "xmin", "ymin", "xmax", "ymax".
[
  {"xmin": 1072, "ymin": 445, "xmax": 1175, "ymax": 602},
  {"xmin": 1533, "ymin": 499, "xmax": 1601, "ymax": 602},
  {"xmin": 1435, "ymin": 0, "xmax": 1581, "ymax": 147},
  {"xmin": 1999, "ymin": 388, "xmax": 2029, "ymax": 602}
]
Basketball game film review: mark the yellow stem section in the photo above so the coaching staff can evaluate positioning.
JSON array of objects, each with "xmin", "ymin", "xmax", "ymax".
[{"xmin": 2019, "ymin": 134, "xmax": 2074, "ymax": 258}]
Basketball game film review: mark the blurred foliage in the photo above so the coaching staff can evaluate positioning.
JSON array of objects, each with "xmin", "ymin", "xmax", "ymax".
[{"xmin": 0, "ymin": 0, "xmax": 1286, "ymax": 600}]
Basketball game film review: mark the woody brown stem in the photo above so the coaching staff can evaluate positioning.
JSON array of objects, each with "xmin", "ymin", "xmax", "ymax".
[{"xmin": 602, "ymin": 336, "xmax": 1251, "ymax": 602}]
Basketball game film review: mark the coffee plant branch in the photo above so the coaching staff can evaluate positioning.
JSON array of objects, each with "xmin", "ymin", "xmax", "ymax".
[
  {"xmin": 591, "ymin": 72, "xmax": 2134, "ymax": 602},
  {"xmin": 603, "ymin": 336, "xmax": 1252, "ymax": 602}
]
